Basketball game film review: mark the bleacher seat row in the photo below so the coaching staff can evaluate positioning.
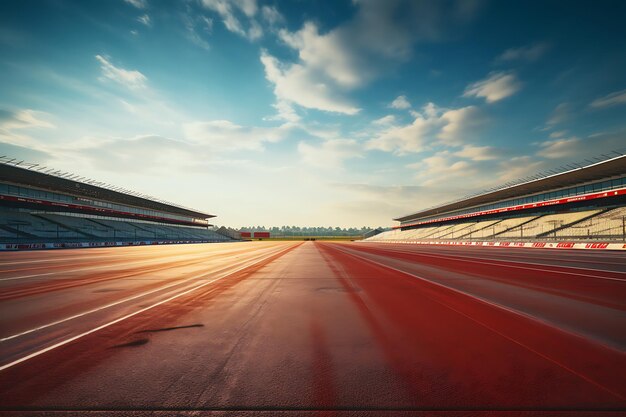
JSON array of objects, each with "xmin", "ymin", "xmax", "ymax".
[
  {"xmin": 0, "ymin": 210, "xmax": 233, "ymax": 243},
  {"xmin": 367, "ymin": 207, "xmax": 626, "ymax": 242}
]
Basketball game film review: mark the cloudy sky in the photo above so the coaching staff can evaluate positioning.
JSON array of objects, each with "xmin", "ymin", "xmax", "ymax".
[{"xmin": 1, "ymin": 0, "xmax": 626, "ymax": 227}]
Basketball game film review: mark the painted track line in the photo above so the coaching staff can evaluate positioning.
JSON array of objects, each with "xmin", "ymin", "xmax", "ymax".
[
  {"xmin": 0, "ymin": 243, "xmax": 298, "ymax": 372},
  {"xmin": 0, "ymin": 245, "xmax": 252, "ymax": 271},
  {"xmin": 324, "ymin": 243, "xmax": 626, "ymax": 401},
  {"xmin": 2, "ymin": 277, "xmax": 195, "ymax": 342},
  {"xmin": 0, "ymin": 246, "xmax": 291, "ymax": 342},
  {"xmin": 0, "ymin": 257, "xmax": 195, "ymax": 282},
  {"xmin": 381, "ymin": 244, "xmax": 626, "ymax": 266},
  {"xmin": 335, "ymin": 246, "xmax": 623, "ymax": 349},
  {"xmin": 0, "ymin": 251, "xmax": 162, "ymax": 267},
  {"xmin": 359, "ymin": 245, "xmax": 626, "ymax": 282},
  {"xmin": 0, "ymin": 246, "xmax": 274, "ymax": 281}
]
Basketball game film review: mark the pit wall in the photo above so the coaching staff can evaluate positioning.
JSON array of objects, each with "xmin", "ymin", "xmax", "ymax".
[
  {"xmin": 0, "ymin": 239, "xmax": 234, "ymax": 251},
  {"xmin": 360, "ymin": 240, "xmax": 626, "ymax": 251}
]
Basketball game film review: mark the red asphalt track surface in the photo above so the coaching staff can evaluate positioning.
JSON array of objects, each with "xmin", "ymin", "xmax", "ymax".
[{"xmin": 0, "ymin": 241, "xmax": 624, "ymax": 416}]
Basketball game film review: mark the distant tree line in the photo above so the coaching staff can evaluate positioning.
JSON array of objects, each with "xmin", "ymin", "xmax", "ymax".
[{"xmin": 236, "ymin": 226, "xmax": 382, "ymax": 237}]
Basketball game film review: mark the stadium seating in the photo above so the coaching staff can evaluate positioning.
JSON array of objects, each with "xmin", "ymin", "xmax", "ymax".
[
  {"xmin": 497, "ymin": 210, "xmax": 601, "ymax": 238},
  {"xmin": 430, "ymin": 222, "xmax": 476, "ymax": 239},
  {"xmin": 472, "ymin": 216, "xmax": 540, "ymax": 239},
  {"xmin": 554, "ymin": 207, "xmax": 626, "ymax": 239},
  {"xmin": 0, "ymin": 209, "xmax": 233, "ymax": 243},
  {"xmin": 448, "ymin": 219, "xmax": 501, "ymax": 239},
  {"xmin": 365, "ymin": 208, "xmax": 623, "ymax": 242}
]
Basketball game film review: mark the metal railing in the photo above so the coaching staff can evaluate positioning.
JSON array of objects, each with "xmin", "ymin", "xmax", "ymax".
[
  {"xmin": 0, "ymin": 156, "xmax": 207, "ymax": 216},
  {"xmin": 398, "ymin": 149, "xmax": 626, "ymax": 219}
]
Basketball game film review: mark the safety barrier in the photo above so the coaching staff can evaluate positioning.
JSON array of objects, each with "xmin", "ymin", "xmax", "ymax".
[
  {"xmin": 0, "ymin": 239, "xmax": 234, "ymax": 251},
  {"xmin": 360, "ymin": 240, "xmax": 626, "ymax": 250}
]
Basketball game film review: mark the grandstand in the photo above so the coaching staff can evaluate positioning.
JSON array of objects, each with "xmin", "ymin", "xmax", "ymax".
[
  {"xmin": 0, "ymin": 157, "xmax": 237, "ymax": 247},
  {"xmin": 368, "ymin": 153, "xmax": 626, "ymax": 243}
]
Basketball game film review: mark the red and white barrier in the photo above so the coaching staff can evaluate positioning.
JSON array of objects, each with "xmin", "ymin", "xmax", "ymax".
[
  {"xmin": 394, "ymin": 187, "xmax": 626, "ymax": 229},
  {"xmin": 362, "ymin": 240, "xmax": 626, "ymax": 250},
  {"xmin": 0, "ymin": 239, "xmax": 231, "ymax": 251}
]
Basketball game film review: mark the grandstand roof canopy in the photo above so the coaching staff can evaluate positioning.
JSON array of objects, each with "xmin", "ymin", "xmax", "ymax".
[
  {"xmin": 395, "ymin": 153, "xmax": 626, "ymax": 223},
  {"xmin": 0, "ymin": 162, "xmax": 215, "ymax": 219}
]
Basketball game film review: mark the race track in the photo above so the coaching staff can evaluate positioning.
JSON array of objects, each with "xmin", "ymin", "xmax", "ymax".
[{"xmin": 0, "ymin": 241, "xmax": 624, "ymax": 416}]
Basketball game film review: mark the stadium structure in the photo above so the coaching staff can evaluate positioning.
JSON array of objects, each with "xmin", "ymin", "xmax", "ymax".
[
  {"xmin": 367, "ymin": 152, "xmax": 626, "ymax": 246},
  {"xmin": 0, "ymin": 157, "xmax": 239, "ymax": 249}
]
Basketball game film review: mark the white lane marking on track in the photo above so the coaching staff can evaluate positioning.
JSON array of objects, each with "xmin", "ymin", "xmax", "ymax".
[
  {"xmin": 0, "ymin": 243, "xmax": 295, "ymax": 371},
  {"xmin": 384, "ymin": 245, "xmax": 626, "ymax": 266},
  {"xmin": 0, "ymin": 271, "xmax": 59, "ymax": 282},
  {"xmin": 0, "ymin": 246, "xmax": 272, "ymax": 281},
  {"xmin": 0, "ymin": 244, "xmax": 246, "ymax": 267},
  {"xmin": 0, "ymin": 258, "xmax": 170, "ymax": 282},
  {"xmin": 1, "ymin": 280, "xmax": 189, "ymax": 341},
  {"xmin": 0, "ymin": 246, "xmax": 287, "ymax": 342},
  {"xmin": 405, "ymin": 243, "xmax": 626, "ymax": 260},
  {"xmin": 0, "ymin": 252, "xmax": 157, "ymax": 266},
  {"xmin": 365, "ymin": 246, "xmax": 626, "ymax": 282},
  {"xmin": 327, "ymin": 244, "xmax": 626, "ymax": 401}
]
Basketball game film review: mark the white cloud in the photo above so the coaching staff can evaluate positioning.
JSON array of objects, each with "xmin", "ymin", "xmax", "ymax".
[
  {"xmin": 137, "ymin": 14, "xmax": 151, "ymax": 26},
  {"xmin": 546, "ymin": 102, "xmax": 570, "ymax": 126},
  {"xmin": 0, "ymin": 141, "xmax": 51, "ymax": 163},
  {"xmin": 182, "ymin": 119, "xmax": 288, "ymax": 151},
  {"xmin": 124, "ymin": 0, "xmax": 146, "ymax": 9},
  {"xmin": 590, "ymin": 89, "xmax": 626, "ymax": 108},
  {"xmin": 266, "ymin": 100, "xmax": 300, "ymax": 123},
  {"xmin": 182, "ymin": 14, "xmax": 212, "ymax": 50},
  {"xmin": 537, "ymin": 137, "xmax": 581, "ymax": 159},
  {"xmin": 366, "ymin": 114, "xmax": 434, "ymax": 154},
  {"xmin": 279, "ymin": 22, "xmax": 365, "ymax": 89},
  {"xmin": 65, "ymin": 135, "xmax": 195, "ymax": 174},
  {"xmin": 248, "ymin": 20, "xmax": 262, "ymax": 40},
  {"xmin": 389, "ymin": 95, "xmax": 411, "ymax": 110},
  {"xmin": 495, "ymin": 42, "xmax": 550, "ymax": 63},
  {"xmin": 0, "ymin": 109, "xmax": 55, "ymax": 130},
  {"xmin": 366, "ymin": 103, "xmax": 485, "ymax": 154},
  {"xmin": 372, "ymin": 115, "xmax": 396, "ymax": 126},
  {"xmin": 549, "ymin": 130, "xmax": 567, "ymax": 138},
  {"xmin": 201, "ymin": 0, "xmax": 262, "ymax": 41},
  {"xmin": 464, "ymin": 71, "xmax": 521, "ymax": 103},
  {"xmin": 408, "ymin": 152, "xmax": 474, "ymax": 186},
  {"xmin": 0, "ymin": 109, "xmax": 56, "ymax": 149},
  {"xmin": 261, "ymin": 5, "xmax": 283, "ymax": 26},
  {"xmin": 330, "ymin": 182, "xmax": 467, "ymax": 226},
  {"xmin": 298, "ymin": 123, "xmax": 342, "ymax": 141},
  {"xmin": 424, "ymin": 155, "xmax": 470, "ymax": 174},
  {"xmin": 260, "ymin": 50, "xmax": 360, "ymax": 115},
  {"xmin": 497, "ymin": 156, "xmax": 547, "ymax": 183},
  {"xmin": 438, "ymin": 106, "xmax": 485, "ymax": 146},
  {"xmin": 454, "ymin": 145, "xmax": 500, "ymax": 161},
  {"xmin": 536, "ymin": 131, "xmax": 626, "ymax": 160},
  {"xmin": 262, "ymin": 1, "xmax": 481, "ymax": 118},
  {"xmin": 200, "ymin": 16, "xmax": 214, "ymax": 31},
  {"xmin": 298, "ymin": 139, "xmax": 362, "ymax": 168},
  {"xmin": 95, "ymin": 55, "xmax": 147, "ymax": 90}
]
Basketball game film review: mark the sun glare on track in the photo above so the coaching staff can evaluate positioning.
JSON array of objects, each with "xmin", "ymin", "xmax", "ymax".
[{"xmin": 2, "ymin": 1, "xmax": 626, "ymax": 415}]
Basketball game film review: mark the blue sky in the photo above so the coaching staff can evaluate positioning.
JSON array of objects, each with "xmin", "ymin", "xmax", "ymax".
[{"xmin": 1, "ymin": 0, "xmax": 626, "ymax": 227}]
